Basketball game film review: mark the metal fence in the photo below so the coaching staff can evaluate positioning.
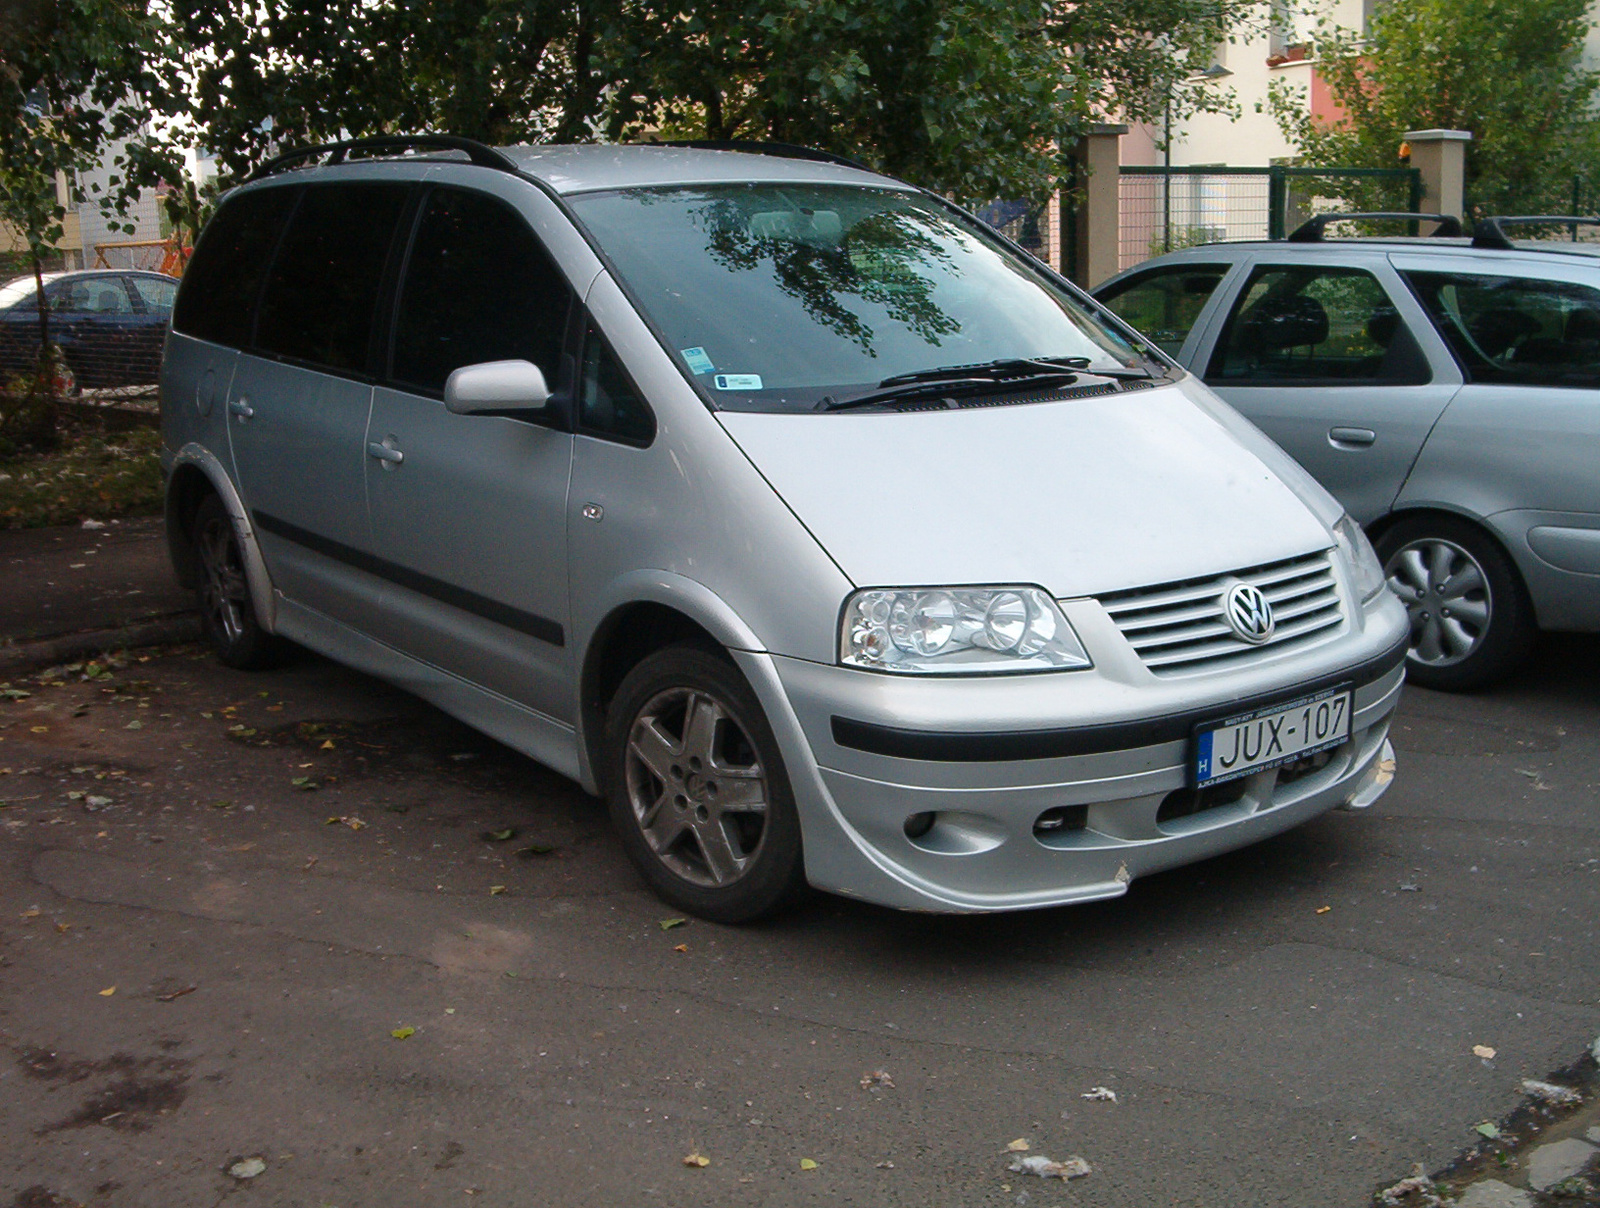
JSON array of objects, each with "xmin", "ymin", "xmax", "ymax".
[
  {"xmin": 975, "ymin": 198, "xmax": 1058, "ymax": 269},
  {"xmin": 1118, "ymin": 166, "xmax": 1422, "ymax": 272}
]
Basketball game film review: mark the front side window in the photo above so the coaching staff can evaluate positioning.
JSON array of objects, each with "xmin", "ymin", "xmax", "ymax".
[
  {"xmin": 1402, "ymin": 270, "xmax": 1600, "ymax": 389},
  {"xmin": 391, "ymin": 187, "xmax": 573, "ymax": 394},
  {"xmin": 568, "ymin": 184, "xmax": 1152, "ymax": 413},
  {"xmin": 1096, "ymin": 264, "xmax": 1230, "ymax": 355},
  {"xmin": 255, "ymin": 182, "xmax": 411, "ymax": 372},
  {"xmin": 1207, "ymin": 265, "xmax": 1429, "ymax": 384},
  {"xmin": 172, "ymin": 185, "xmax": 298, "ymax": 348},
  {"xmin": 578, "ymin": 320, "xmax": 654, "ymax": 444}
]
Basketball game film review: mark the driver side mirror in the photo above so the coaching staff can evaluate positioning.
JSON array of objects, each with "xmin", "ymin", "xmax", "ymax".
[{"xmin": 443, "ymin": 359, "xmax": 559, "ymax": 423}]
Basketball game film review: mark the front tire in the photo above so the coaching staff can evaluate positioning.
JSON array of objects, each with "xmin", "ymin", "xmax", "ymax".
[
  {"xmin": 192, "ymin": 493, "xmax": 282, "ymax": 670},
  {"xmin": 603, "ymin": 646, "xmax": 806, "ymax": 923},
  {"xmin": 1375, "ymin": 515, "xmax": 1533, "ymax": 691}
]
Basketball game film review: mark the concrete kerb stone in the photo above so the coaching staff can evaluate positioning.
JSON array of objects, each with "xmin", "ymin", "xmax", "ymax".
[{"xmin": 0, "ymin": 612, "xmax": 199, "ymax": 677}]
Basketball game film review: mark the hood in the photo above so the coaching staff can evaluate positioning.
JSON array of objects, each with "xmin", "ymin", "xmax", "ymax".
[{"xmin": 716, "ymin": 382, "xmax": 1334, "ymax": 598}]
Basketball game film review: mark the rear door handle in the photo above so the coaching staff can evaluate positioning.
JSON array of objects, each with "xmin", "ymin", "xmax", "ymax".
[
  {"xmin": 1329, "ymin": 426, "xmax": 1376, "ymax": 447},
  {"xmin": 367, "ymin": 440, "xmax": 404, "ymax": 467},
  {"xmin": 228, "ymin": 397, "xmax": 254, "ymax": 420}
]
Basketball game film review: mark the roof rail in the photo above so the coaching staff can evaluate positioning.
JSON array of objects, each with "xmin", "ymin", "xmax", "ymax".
[
  {"xmin": 244, "ymin": 135, "xmax": 519, "ymax": 183},
  {"xmin": 1471, "ymin": 214, "xmax": 1600, "ymax": 250},
  {"xmin": 1286, "ymin": 212, "xmax": 1463, "ymax": 242},
  {"xmin": 653, "ymin": 139, "xmax": 875, "ymax": 174}
]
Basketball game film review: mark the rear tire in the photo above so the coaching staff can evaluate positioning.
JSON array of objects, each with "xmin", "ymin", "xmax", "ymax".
[
  {"xmin": 192, "ymin": 493, "xmax": 282, "ymax": 670},
  {"xmin": 602, "ymin": 645, "xmax": 807, "ymax": 923},
  {"xmin": 1375, "ymin": 515, "xmax": 1533, "ymax": 691}
]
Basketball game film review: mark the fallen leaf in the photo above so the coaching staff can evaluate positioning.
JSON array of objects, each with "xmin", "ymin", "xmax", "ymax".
[
  {"xmin": 1006, "ymin": 1138, "xmax": 1031, "ymax": 1152},
  {"xmin": 515, "ymin": 843, "xmax": 555, "ymax": 858},
  {"xmin": 682, "ymin": 1153, "xmax": 710, "ymax": 1168},
  {"xmin": 1473, "ymin": 1044, "xmax": 1497, "ymax": 1060},
  {"xmin": 123, "ymin": 720, "xmax": 142, "ymax": 730},
  {"xmin": 860, "ymin": 1070, "xmax": 894, "ymax": 1090},
  {"xmin": 481, "ymin": 828, "xmax": 517, "ymax": 842},
  {"xmin": 229, "ymin": 1157, "xmax": 266, "ymax": 1180},
  {"xmin": 1081, "ymin": 1086, "xmax": 1118, "ymax": 1103},
  {"xmin": 876, "ymin": 1161, "xmax": 895, "ymax": 1169},
  {"xmin": 1315, "ymin": 905, "xmax": 1332, "ymax": 914},
  {"xmin": 98, "ymin": 985, "xmax": 116, "ymax": 997},
  {"xmin": 85, "ymin": 795, "xmax": 111, "ymax": 808},
  {"xmin": 1475, "ymin": 1122, "xmax": 1500, "ymax": 1139},
  {"xmin": 799, "ymin": 1158, "xmax": 818, "ymax": 1170},
  {"xmin": 20, "ymin": 907, "xmax": 41, "ymax": 919},
  {"xmin": 673, "ymin": 943, "xmax": 689, "ymax": 953},
  {"xmin": 391, "ymin": 1026, "xmax": 416, "ymax": 1040},
  {"xmin": 30, "ymin": 725, "xmax": 47, "ymax": 733},
  {"xmin": 157, "ymin": 985, "xmax": 198, "ymax": 1002},
  {"xmin": 290, "ymin": 776, "xmax": 318, "ymax": 791},
  {"xmin": 319, "ymin": 739, "xmax": 335, "ymax": 750},
  {"xmin": 489, "ymin": 885, "xmax": 507, "ymax": 896},
  {"xmin": 659, "ymin": 917, "xmax": 687, "ymax": 931}
]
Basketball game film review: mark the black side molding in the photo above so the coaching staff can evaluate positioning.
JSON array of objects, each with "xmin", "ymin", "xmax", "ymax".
[
  {"xmin": 253, "ymin": 510, "xmax": 565, "ymax": 648},
  {"xmin": 830, "ymin": 634, "xmax": 1407, "ymax": 763}
]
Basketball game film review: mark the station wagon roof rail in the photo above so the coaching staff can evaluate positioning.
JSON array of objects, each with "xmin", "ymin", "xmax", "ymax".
[
  {"xmin": 1287, "ymin": 212, "xmax": 1463, "ymax": 242},
  {"xmin": 1471, "ymin": 214, "xmax": 1600, "ymax": 250},
  {"xmin": 244, "ymin": 134, "xmax": 521, "ymax": 183}
]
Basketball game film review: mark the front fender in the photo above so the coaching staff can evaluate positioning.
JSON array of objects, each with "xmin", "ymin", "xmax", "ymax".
[{"xmin": 164, "ymin": 442, "xmax": 277, "ymax": 633}]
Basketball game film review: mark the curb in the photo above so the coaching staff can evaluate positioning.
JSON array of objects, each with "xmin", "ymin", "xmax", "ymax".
[{"xmin": 0, "ymin": 612, "xmax": 200, "ymax": 677}]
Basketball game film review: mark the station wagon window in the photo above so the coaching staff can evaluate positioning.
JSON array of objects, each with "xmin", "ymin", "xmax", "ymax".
[
  {"xmin": 1401, "ymin": 270, "xmax": 1600, "ymax": 389},
  {"xmin": 577, "ymin": 319, "xmax": 654, "ymax": 444},
  {"xmin": 1096, "ymin": 264, "xmax": 1230, "ymax": 355},
  {"xmin": 255, "ymin": 182, "xmax": 411, "ymax": 372},
  {"xmin": 1207, "ymin": 265, "xmax": 1430, "ymax": 385},
  {"xmin": 172, "ymin": 185, "xmax": 298, "ymax": 348},
  {"xmin": 391, "ymin": 187, "xmax": 572, "ymax": 395}
]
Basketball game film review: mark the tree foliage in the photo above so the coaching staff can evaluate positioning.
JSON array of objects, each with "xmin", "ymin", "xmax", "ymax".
[
  {"xmin": 176, "ymin": 0, "xmax": 1249, "ymax": 204},
  {"xmin": 1269, "ymin": 0, "xmax": 1600, "ymax": 217}
]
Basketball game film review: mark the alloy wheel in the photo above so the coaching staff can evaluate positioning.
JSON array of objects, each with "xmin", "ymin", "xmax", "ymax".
[
  {"xmin": 1384, "ymin": 537, "xmax": 1492, "ymax": 668},
  {"xmin": 196, "ymin": 511, "xmax": 250, "ymax": 646}
]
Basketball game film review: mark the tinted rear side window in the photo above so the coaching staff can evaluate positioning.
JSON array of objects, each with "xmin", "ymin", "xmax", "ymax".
[
  {"xmin": 391, "ymin": 187, "xmax": 574, "ymax": 393},
  {"xmin": 255, "ymin": 183, "xmax": 411, "ymax": 373},
  {"xmin": 1402, "ymin": 269, "xmax": 1600, "ymax": 389},
  {"xmin": 171, "ymin": 186, "xmax": 297, "ymax": 347},
  {"xmin": 1096, "ymin": 264, "xmax": 1230, "ymax": 356}
]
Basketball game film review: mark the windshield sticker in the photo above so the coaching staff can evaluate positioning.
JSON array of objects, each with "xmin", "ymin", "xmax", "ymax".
[
  {"xmin": 713, "ymin": 373, "xmax": 763, "ymax": 391},
  {"xmin": 680, "ymin": 346, "xmax": 715, "ymax": 376}
]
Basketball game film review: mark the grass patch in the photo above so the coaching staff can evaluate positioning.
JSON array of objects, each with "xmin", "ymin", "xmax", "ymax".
[{"xmin": 0, "ymin": 417, "xmax": 162, "ymax": 529}]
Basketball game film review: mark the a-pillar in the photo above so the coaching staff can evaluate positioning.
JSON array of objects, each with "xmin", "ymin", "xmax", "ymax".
[
  {"xmin": 1066, "ymin": 124, "xmax": 1127, "ymax": 288},
  {"xmin": 1404, "ymin": 129, "xmax": 1471, "ymax": 231}
]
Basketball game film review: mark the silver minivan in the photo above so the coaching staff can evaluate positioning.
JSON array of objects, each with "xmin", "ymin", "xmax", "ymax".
[{"xmin": 160, "ymin": 137, "xmax": 1409, "ymax": 921}]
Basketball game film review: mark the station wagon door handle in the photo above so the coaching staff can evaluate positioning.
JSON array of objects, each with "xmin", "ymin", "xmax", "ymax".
[
  {"xmin": 228, "ymin": 397, "xmax": 254, "ymax": 420},
  {"xmin": 367, "ymin": 439, "xmax": 405, "ymax": 468},
  {"xmin": 1328, "ymin": 426, "xmax": 1376, "ymax": 448}
]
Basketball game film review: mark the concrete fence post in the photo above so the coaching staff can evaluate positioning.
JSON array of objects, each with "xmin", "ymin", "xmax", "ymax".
[
  {"xmin": 1066, "ymin": 123, "xmax": 1127, "ymax": 288},
  {"xmin": 1404, "ymin": 129, "xmax": 1472, "ymax": 229}
]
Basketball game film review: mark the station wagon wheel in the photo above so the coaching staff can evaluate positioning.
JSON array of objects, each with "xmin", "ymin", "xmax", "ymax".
[
  {"xmin": 1375, "ymin": 515, "xmax": 1533, "ymax": 692},
  {"xmin": 604, "ymin": 646, "xmax": 806, "ymax": 923},
  {"xmin": 191, "ymin": 494, "xmax": 282, "ymax": 670}
]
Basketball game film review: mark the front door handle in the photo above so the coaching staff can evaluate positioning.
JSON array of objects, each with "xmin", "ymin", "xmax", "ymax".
[
  {"xmin": 1329, "ymin": 426, "xmax": 1376, "ymax": 447},
  {"xmin": 367, "ymin": 439, "xmax": 405, "ymax": 468},
  {"xmin": 228, "ymin": 397, "xmax": 254, "ymax": 421}
]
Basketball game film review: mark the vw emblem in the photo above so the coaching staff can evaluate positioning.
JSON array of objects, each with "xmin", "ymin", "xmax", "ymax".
[{"xmin": 1223, "ymin": 582, "xmax": 1276, "ymax": 644}]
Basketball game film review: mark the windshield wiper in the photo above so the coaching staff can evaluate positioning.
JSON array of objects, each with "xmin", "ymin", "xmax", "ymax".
[
  {"xmin": 815, "ymin": 370, "xmax": 1084, "ymax": 413},
  {"xmin": 876, "ymin": 356, "xmax": 1092, "ymax": 388}
]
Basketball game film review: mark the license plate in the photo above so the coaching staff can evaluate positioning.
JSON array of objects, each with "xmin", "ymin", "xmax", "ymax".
[{"xmin": 1192, "ymin": 686, "xmax": 1352, "ymax": 788}]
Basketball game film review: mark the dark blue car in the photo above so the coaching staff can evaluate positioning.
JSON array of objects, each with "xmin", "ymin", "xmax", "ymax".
[{"xmin": 0, "ymin": 269, "xmax": 178, "ymax": 390}]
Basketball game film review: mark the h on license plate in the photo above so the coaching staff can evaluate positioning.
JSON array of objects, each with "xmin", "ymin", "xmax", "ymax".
[{"xmin": 1193, "ymin": 687, "xmax": 1352, "ymax": 788}]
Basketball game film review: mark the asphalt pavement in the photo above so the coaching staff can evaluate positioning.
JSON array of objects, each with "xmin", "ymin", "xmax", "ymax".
[{"xmin": 0, "ymin": 521, "xmax": 1596, "ymax": 1206}]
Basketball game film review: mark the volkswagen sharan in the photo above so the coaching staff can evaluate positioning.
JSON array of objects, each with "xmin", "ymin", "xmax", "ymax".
[{"xmin": 159, "ymin": 137, "xmax": 1409, "ymax": 921}]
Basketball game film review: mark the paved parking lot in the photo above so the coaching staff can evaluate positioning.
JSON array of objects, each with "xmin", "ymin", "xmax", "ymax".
[{"xmin": 1, "ymin": 634, "xmax": 1596, "ymax": 1206}]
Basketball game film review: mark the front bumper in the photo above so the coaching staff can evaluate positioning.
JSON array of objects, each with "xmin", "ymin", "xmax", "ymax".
[{"xmin": 733, "ymin": 598, "xmax": 1408, "ymax": 913}]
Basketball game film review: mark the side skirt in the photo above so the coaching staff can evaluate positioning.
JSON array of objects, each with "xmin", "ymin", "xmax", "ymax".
[{"xmin": 273, "ymin": 596, "xmax": 583, "ymax": 785}]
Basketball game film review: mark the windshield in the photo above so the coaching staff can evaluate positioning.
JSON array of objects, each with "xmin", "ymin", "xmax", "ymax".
[{"xmin": 568, "ymin": 184, "xmax": 1154, "ymax": 412}]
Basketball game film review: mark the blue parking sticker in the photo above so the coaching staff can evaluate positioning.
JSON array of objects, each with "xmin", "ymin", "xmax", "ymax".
[{"xmin": 680, "ymin": 347, "xmax": 715, "ymax": 375}]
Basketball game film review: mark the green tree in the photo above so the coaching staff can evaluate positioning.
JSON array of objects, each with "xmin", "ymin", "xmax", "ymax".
[
  {"xmin": 0, "ymin": 0, "xmax": 188, "ymax": 442},
  {"xmin": 1268, "ymin": 0, "xmax": 1600, "ymax": 218},
  {"xmin": 176, "ymin": 0, "xmax": 1248, "ymax": 205}
]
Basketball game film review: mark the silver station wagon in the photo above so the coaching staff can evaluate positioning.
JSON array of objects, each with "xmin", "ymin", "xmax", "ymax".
[
  {"xmin": 160, "ymin": 137, "xmax": 1408, "ymax": 921},
  {"xmin": 1096, "ymin": 214, "xmax": 1600, "ymax": 690}
]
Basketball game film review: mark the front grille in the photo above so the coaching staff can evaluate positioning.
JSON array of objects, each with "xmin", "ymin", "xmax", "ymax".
[{"xmin": 1097, "ymin": 551, "xmax": 1343, "ymax": 674}]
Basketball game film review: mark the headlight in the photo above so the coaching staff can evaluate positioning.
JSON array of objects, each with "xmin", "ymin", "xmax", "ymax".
[
  {"xmin": 1333, "ymin": 514, "xmax": 1387, "ymax": 602},
  {"xmin": 840, "ymin": 587, "xmax": 1093, "ymax": 673}
]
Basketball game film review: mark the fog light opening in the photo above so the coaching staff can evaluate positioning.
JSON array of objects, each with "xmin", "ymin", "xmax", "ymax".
[
  {"xmin": 1034, "ymin": 804, "xmax": 1088, "ymax": 835},
  {"xmin": 903, "ymin": 811, "xmax": 936, "ymax": 840}
]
